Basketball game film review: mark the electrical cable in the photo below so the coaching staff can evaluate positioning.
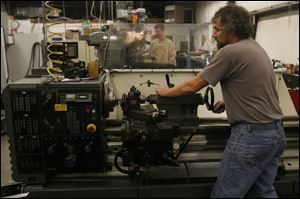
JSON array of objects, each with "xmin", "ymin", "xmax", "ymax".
[
  {"xmin": 111, "ymin": 1, "xmax": 114, "ymax": 21},
  {"xmin": 63, "ymin": 1, "xmax": 67, "ymax": 37},
  {"xmin": 184, "ymin": 163, "xmax": 191, "ymax": 184},
  {"xmin": 106, "ymin": 1, "xmax": 109, "ymax": 20},
  {"xmin": 90, "ymin": 1, "xmax": 99, "ymax": 20},
  {"xmin": 99, "ymin": 1, "xmax": 103, "ymax": 24},
  {"xmin": 26, "ymin": 42, "xmax": 41, "ymax": 77},
  {"xmin": 44, "ymin": 1, "xmax": 64, "ymax": 80},
  {"xmin": 85, "ymin": 1, "xmax": 89, "ymax": 20},
  {"xmin": 102, "ymin": 26, "xmax": 111, "ymax": 68},
  {"xmin": 114, "ymin": 149, "xmax": 130, "ymax": 174},
  {"xmin": 44, "ymin": 1, "xmax": 64, "ymax": 38}
]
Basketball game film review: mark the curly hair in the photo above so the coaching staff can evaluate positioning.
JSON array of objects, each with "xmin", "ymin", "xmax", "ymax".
[{"xmin": 212, "ymin": 4, "xmax": 253, "ymax": 39}]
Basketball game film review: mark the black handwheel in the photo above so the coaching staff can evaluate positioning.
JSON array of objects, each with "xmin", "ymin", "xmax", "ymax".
[{"xmin": 205, "ymin": 86, "xmax": 214, "ymax": 111}]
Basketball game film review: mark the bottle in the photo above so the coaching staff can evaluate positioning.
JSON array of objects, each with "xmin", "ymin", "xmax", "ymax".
[{"xmin": 88, "ymin": 61, "xmax": 99, "ymax": 78}]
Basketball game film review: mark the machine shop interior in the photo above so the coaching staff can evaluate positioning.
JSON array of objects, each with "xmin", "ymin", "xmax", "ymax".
[{"xmin": 1, "ymin": 1, "xmax": 299, "ymax": 198}]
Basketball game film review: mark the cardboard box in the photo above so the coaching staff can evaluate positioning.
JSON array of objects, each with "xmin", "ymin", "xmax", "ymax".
[
  {"xmin": 165, "ymin": 5, "xmax": 184, "ymax": 23},
  {"xmin": 83, "ymin": 28, "xmax": 100, "ymax": 35}
]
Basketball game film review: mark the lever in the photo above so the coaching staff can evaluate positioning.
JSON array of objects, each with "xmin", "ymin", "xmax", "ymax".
[
  {"xmin": 146, "ymin": 80, "xmax": 160, "ymax": 87},
  {"xmin": 165, "ymin": 74, "xmax": 174, "ymax": 88},
  {"xmin": 174, "ymin": 131, "xmax": 195, "ymax": 160}
]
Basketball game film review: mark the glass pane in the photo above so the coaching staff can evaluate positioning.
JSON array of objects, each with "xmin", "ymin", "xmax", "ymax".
[{"xmin": 89, "ymin": 23, "xmax": 214, "ymax": 69}]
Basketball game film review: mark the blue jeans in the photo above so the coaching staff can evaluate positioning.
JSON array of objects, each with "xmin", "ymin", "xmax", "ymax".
[{"xmin": 211, "ymin": 120, "xmax": 286, "ymax": 198}]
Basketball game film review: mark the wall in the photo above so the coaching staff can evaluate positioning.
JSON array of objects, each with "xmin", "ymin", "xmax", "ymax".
[
  {"xmin": 195, "ymin": 1, "xmax": 227, "ymax": 24},
  {"xmin": 255, "ymin": 9, "xmax": 299, "ymax": 64},
  {"xmin": 235, "ymin": 1, "xmax": 289, "ymax": 12},
  {"xmin": 6, "ymin": 33, "xmax": 41, "ymax": 81}
]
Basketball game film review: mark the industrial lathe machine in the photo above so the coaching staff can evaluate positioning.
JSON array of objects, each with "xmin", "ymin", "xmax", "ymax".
[{"xmin": 3, "ymin": 69, "xmax": 298, "ymax": 198}]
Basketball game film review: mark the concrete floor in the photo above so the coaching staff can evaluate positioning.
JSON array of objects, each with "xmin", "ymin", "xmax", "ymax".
[{"xmin": 1, "ymin": 134, "xmax": 14, "ymax": 186}]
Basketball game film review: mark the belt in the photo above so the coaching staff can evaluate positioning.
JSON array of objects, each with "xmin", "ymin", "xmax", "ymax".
[{"xmin": 231, "ymin": 120, "xmax": 283, "ymax": 131}]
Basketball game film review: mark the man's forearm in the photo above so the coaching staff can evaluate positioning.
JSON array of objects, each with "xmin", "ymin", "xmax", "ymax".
[
  {"xmin": 166, "ymin": 75, "xmax": 209, "ymax": 97},
  {"xmin": 167, "ymin": 80, "xmax": 196, "ymax": 97}
]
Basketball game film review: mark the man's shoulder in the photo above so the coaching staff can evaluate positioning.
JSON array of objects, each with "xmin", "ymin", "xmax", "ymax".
[
  {"xmin": 225, "ymin": 38, "xmax": 255, "ymax": 49},
  {"xmin": 221, "ymin": 38, "xmax": 256, "ymax": 54},
  {"xmin": 151, "ymin": 38, "xmax": 159, "ymax": 44},
  {"xmin": 164, "ymin": 37, "xmax": 173, "ymax": 44},
  {"xmin": 164, "ymin": 38, "xmax": 175, "ymax": 48}
]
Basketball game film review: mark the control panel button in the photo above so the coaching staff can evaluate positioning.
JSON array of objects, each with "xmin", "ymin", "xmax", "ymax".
[{"xmin": 87, "ymin": 123, "xmax": 96, "ymax": 133}]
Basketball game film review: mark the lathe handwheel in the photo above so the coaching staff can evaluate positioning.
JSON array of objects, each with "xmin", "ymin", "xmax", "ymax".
[{"xmin": 205, "ymin": 86, "xmax": 214, "ymax": 111}]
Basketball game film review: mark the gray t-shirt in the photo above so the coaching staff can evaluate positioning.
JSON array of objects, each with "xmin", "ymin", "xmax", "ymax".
[{"xmin": 199, "ymin": 38, "xmax": 283, "ymax": 124}]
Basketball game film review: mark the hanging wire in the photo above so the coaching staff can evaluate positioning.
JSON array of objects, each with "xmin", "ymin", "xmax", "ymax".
[
  {"xmin": 111, "ymin": 1, "xmax": 114, "ymax": 21},
  {"xmin": 42, "ymin": 1, "xmax": 47, "ymax": 41},
  {"xmin": 99, "ymin": 1, "xmax": 103, "ymax": 24},
  {"xmin": 63, "ymin": 1, "xmax": 67, "ymax": 37},
  {"xmin": 45, "ymin": 1, "xmax": 64, "ymax": 37},
  {"xmin": 44, "ymin": 1, "xmax": 64, "ymax": 80},
  {"xmin": 90, "ymin": 1, "xmax": 99, "ymax": 20},
  {"xmin": 85, "ymin": 1, "xmax": 89, "ymax": 20},
  {"xmin": 107, "ymin": 1, "xmax": 110, "ymax": 19}
]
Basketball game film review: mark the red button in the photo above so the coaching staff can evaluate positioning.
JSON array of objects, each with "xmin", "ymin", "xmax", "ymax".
[{"xmin": 85, "ymin": 108, "xmax": 91, "ymax": 113}]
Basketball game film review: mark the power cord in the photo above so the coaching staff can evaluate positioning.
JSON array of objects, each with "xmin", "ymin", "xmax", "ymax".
[
  {"xmin": 184, "ymin": 163, "xmax": 190, "ymax": 184},
  {"xmin": 26, "ymin": 42, "xmax": 42, "ymax": 77}
]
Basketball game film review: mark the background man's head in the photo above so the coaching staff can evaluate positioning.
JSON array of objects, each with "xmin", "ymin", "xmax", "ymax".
[
  {"xmin": 212, "ymin": 4, "xmax": 253, "ymax": 49},
  {"xmin": 154, "ymin": 23, "xmax": 165, "ymax": 39}
]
